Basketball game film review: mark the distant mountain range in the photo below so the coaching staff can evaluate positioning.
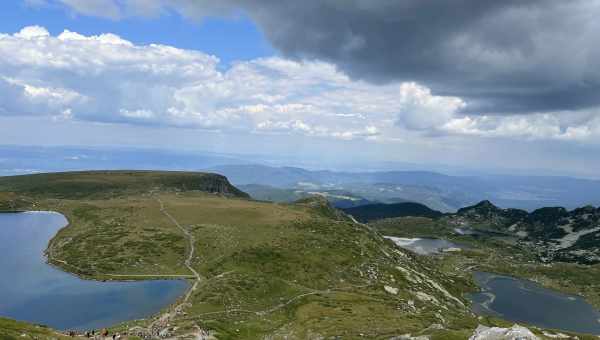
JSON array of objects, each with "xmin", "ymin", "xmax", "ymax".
[
  {"xmin": 238, "ymin": 184, "xmax": 374, "ymax": 209},
  {"xmin": 210, "ymin": 164, "xmax": 600, "ymax": 212},
  {"xmin": 3, "ymin": 145, "xmax": 600, "ymax": 212}
]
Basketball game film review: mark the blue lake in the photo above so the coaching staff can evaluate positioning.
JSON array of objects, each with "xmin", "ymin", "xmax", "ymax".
[
  {"xmin": 469, "ymin": 271, "xmax": 600, "ymax": 335},
  {"xmin": 0, "ymin": 212, "xmax": 189, "ymax": 331}
]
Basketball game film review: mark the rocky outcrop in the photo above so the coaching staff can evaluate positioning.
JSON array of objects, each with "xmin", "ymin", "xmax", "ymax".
[
  {"xmin": 469, "ymin": 324, "xmax": 539, "ymax": 340},
  {"xmin": 294, "ymin": 195, "xmax": 350, "ymax": 221},
  {"xmin": 191, "ymin": 173, "xmax": 250, "ymax": 198},
  {"xmin": 455, "ymin": 200, "xmax": 528, "ymax": 230}
]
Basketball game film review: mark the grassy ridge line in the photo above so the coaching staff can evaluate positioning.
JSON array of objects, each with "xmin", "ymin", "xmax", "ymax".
[{"xmin": 0, "ymin": 170, "xmax": 250, "ymax": 199}]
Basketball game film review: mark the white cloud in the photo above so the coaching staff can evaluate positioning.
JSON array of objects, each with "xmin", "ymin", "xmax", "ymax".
[
  {"xmin": 13, "ymin": 25, "xmax": 49, "ymax": 39},
  {"xmin": 441, "ymin": 111, "xmax": 600, "ymax": 142},
  {"xmin": 0, "ymin": 26, "xmax": 466, "ymax": 141},
  {"xmin": 396, "ymin": 82, "xmax": 465, "ymax": 130},
  {"xmin": 1, "ymin": 25, "xmax": 599, "ymax": 145}
]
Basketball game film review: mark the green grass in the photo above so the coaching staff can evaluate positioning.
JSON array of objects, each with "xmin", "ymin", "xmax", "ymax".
[
  {"xmin": 3, "ymin": 171, "xmax": 594, "ymax": 339},
  {"xmin": 0, "ymin": 318, "xmax": 70, "ymax": 340}
]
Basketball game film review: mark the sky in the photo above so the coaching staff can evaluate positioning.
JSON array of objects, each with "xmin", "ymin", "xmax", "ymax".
[{"xmin": 0, "ymin": 0, "xmax": 599, "ymax": 177}]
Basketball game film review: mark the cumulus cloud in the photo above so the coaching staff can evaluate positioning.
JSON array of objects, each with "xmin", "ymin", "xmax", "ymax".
[
  {"xmin": 441, "ymin": 111, "xmax": 600, "ymax": 141},
  {"xmin": 396, "ymin": 83, "xmax": 465, "ymax": 130},
  {"xmin": 3, "ymin": 25, "xmax": 599, "ymax": 144},
  {"xmin": 0, "ymin": 26, "xmax": 465, "ymax": 141}
]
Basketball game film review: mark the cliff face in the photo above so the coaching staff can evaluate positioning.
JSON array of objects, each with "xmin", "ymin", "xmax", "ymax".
[{"xmin": 192, "ymin": 173, "xmax": 250, "ymax": 198}]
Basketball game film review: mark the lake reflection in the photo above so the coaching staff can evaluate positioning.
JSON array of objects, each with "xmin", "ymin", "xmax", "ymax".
[
  {"xmin": 468, "ymin": 271, "xmax": 600, "ymax": 335},
  {"xmin": 0, "ymin": 212, "xmax": 188, "ymax": 331}
]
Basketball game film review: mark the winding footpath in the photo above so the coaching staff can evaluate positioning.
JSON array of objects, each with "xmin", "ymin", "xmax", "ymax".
[
  {"xmin": 148, "ymin": 197, "xmax": 204, "ymax": 337},
  {"xmin": 156, "ymin": 197, "xmax": 202, "ymax": 302}
]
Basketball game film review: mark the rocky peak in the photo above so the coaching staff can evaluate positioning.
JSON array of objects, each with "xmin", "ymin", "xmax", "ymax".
[
  {"xmin": 457, "ymin": 200, "xmax": 502, "ymax": 214},
  {"xmin": 527, "ymin": 207, "xmax": 568, "ymax": 226},
  {"xmin": 454, "ymin": 200, "xmax": 528, "ymax": 230},
  {"xmin": 294, "ymin": 195, "xmax": 349, "ymax": 221}
]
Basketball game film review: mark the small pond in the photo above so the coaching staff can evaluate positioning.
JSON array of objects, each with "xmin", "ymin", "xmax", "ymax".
[
  {"xmin": 384, "ymin": 236, "xmax": 467, "ymax": 255},
  {"xmin": 0, "ymin": 212, "xmax": 189, "ymax": 331},
  {"xmin": 468, "ymin": 271, "xmax": 600, "ymax": 335}
]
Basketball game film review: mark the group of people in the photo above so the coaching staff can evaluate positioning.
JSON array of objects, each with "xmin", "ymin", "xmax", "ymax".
[{"xmin": 66, "ymin": 328, "xmax": 122, "ymax": 339}]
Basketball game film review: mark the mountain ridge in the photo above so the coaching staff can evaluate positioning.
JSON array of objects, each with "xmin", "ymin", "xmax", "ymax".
[
  {"xmin": 449, "ymin": 200, "xmax": 600, "ymax": 264},
  {"xmin": 0, "ymin": 170, "xmax": 250, "ymax": 201},
  {"xmin": 343, "ymin": 202, "xmax": 443, "ymax": 223}
]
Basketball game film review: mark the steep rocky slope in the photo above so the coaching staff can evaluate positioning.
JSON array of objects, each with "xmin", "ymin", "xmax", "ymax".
[{"xmin": 447, "ymin": 200, "xmax": 600, "ymax": 264}]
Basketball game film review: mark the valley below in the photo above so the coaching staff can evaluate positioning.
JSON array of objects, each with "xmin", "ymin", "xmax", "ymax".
[{"xmin": 1, "ymin": 171, "xmax": 600, "ymax": 339}]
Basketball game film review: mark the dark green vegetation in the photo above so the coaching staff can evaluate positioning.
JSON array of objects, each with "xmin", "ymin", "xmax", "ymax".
[{"xmin": 343, "ymin": 202, "xmax": 443, "ymax": 223}]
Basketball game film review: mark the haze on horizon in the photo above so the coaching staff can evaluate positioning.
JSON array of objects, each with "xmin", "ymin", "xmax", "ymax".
[{"xmin": 1, "ymin": 1, "xmax": 599, "ymax": 177}]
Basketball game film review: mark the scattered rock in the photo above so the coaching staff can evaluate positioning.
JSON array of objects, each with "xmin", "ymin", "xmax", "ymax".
[
  {"xmin": 158, "ymin": 328, "xmax": 171, "ymax": 338},
  {"xmin": 469, "ymin": 324, "xmax": 539, "ymax": 340},
  {"xmin": 541, "ymin": 331, "xmax": 574, "ymax": 339},
  {"xmin": 390, "ymin": 335, "xmax": 429, "ymax": 340},
  {"xmin": 384, "ymin": 285, "xmax": 399, "ymax": 295}
]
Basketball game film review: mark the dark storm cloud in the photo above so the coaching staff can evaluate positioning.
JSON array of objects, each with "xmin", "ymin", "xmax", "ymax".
[
  {"xmin": 46, "ymin": 0, "xmax": 600, "ymax": 115},
  {"xmin": 195, "ymin": 0, "xmax": 600, "ymax": 115}
]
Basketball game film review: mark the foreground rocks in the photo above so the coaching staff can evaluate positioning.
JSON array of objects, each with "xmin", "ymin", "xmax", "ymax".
[{"xmin": 469, "ymin": 324, "xmax": 539, "ymax": 340}]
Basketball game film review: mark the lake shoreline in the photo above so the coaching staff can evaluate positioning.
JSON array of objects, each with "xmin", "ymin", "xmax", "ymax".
[
  {"xmin": 0, "ymin": 211, "xmax": 190, "ymax": 331},
  {"xmin": 468, "ymin": 271, "xmax": 600, "ymax": 336}
]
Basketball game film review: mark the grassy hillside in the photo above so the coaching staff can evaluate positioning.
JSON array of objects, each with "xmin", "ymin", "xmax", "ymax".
[
  {"xmin": 0, "ymin": 318, "xmax": 70, "ymax": 340},
  {"xmin": 0, "ymin": 171, "xmax": 581, "ymax": 339},
  {"xmin": 0, "ymin": 170, "xmax": 249, "ymax": 200}
]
